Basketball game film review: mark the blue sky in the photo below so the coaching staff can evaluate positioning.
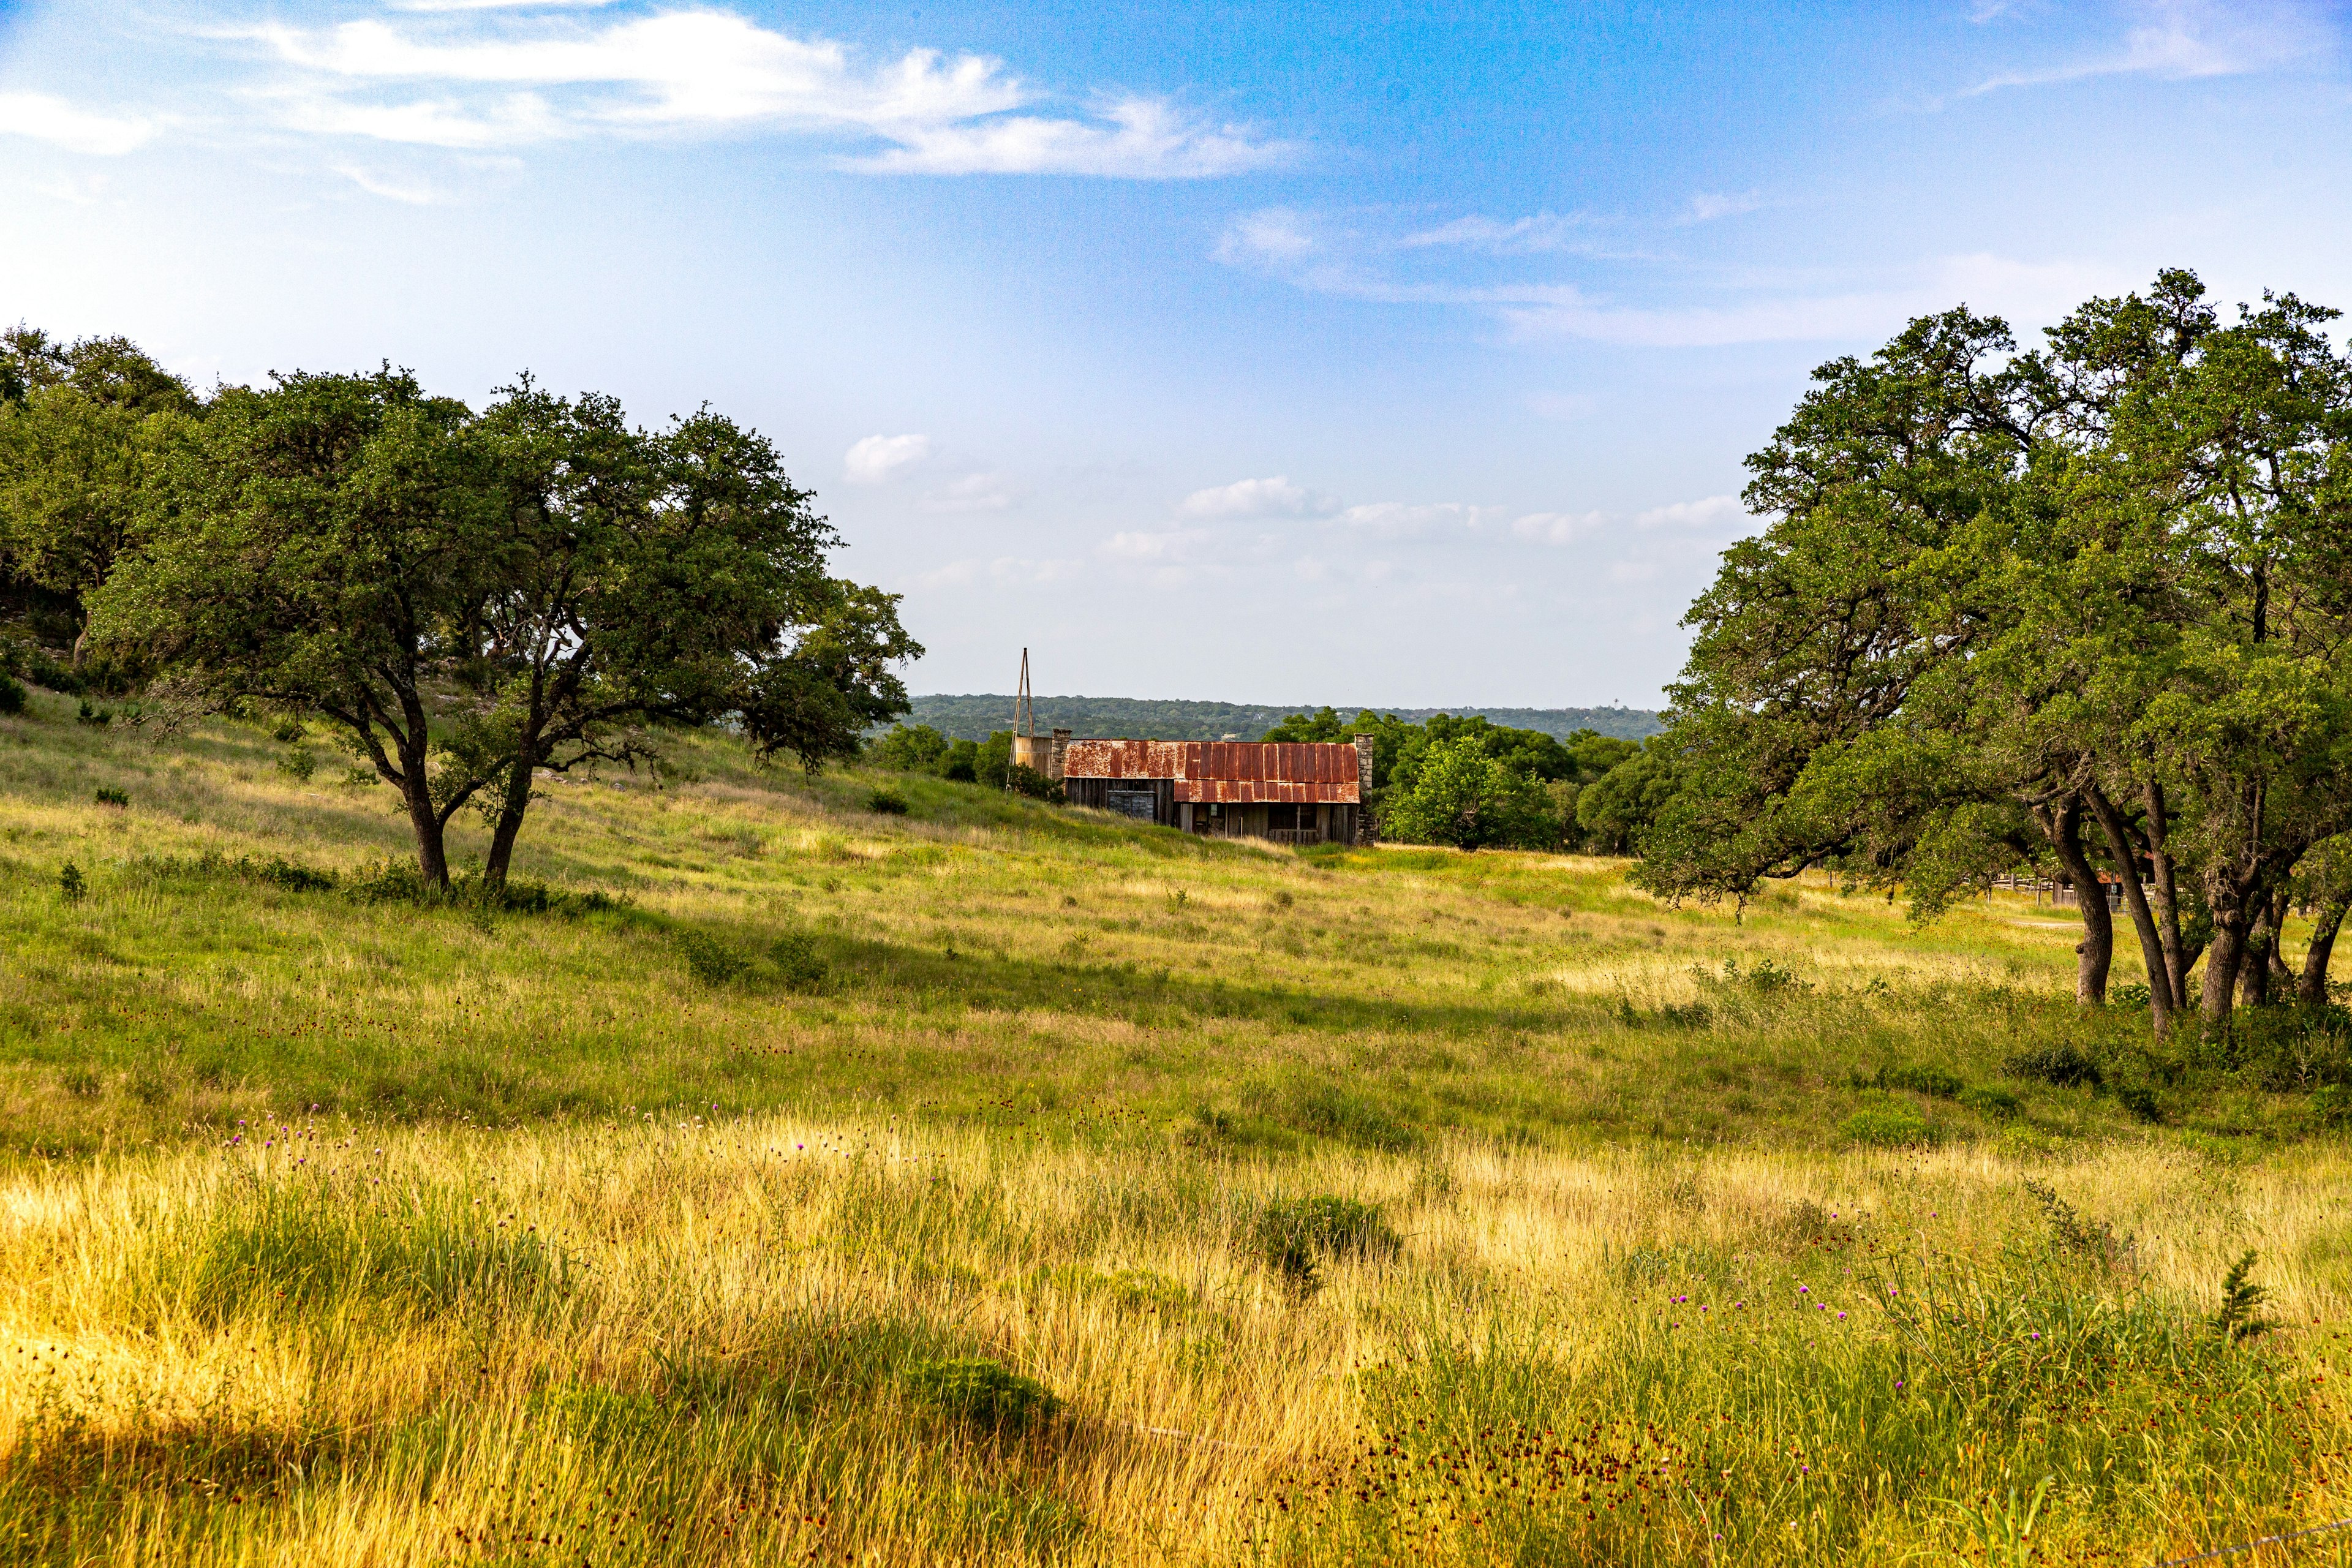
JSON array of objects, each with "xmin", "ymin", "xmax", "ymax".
[{"xmin": 4, "ymin": 1, "xmax": 2350, "ymax": 708}]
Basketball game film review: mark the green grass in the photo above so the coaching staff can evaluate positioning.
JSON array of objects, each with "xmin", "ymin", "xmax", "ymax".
[{"xmin": 5, "ymin": 688, "xmax": 2352, "ymax": 1564}]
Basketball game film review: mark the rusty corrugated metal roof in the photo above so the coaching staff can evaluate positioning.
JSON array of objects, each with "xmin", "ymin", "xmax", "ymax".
[{"xmin": 1061, "ymin": 739, "xmax": 1361, "ymax": 803}]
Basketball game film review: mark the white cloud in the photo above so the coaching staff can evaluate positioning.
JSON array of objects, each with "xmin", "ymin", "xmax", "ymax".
[
  {"xmin": 1395, "ymin": 213, "xmax": 1578, "ymax": 254},
  {"xmin": 1512, "ymin": 510, "xmax": 1607, "ymax": 545},
  {"xmin": 1683, "ymin": 190, "xmax": 1763, "ymax": 222},
  {"xmin": 1635, "ymin": 494, "xmax": 1746, "ymax": 530},
  {"xmin": 0, "ymin": 92, "xmax": 154, "ymax": 156},
  {"xmin": 1608, "ymin": 560, "xmax": 1660, "ymax": 583},
  {"xmin": 1333, "ymin": 500, "xmax": 1492, "ymax": 536},
  {"xmin": 921, "ymin": 472, "xmax": 1019, "ymax": 513},
  {"xmin": 1215, "ymin": 208, "xmax": 1319, "ymax": 265},
  {"xmin": 1101, "ymin": 529, "xmax": 1194, "ymax": 560},
  {"xmin": 1178, "ymin": 475, "xmax": 1334, "ymax": 518},
  {"xmin": 1971, "ymin": 0, "xmax": 2328, "ymax": 92},
  {"xmin": 843, "ymin": 433, "xmax": 932, "ymax": 484},
  {"xmin": 240, "ymin": 10, "xmax": 1287, "ymax": 178},
  {"xmin": 390, "ymin": 0, "xmax": 619, "ymax": 10}
]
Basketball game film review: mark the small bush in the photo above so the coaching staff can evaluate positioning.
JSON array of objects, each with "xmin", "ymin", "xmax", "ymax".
[
  {"xmin": 1839, "ymin": 1104, "xmax": 1937, "ymax": 1148},
  {"xmin": 2312, "ymin": 1084, "xmax": 2352, "ymax": 1127},
  {"xmin": 769, "ymin": 930, "xmax": 829, "ymax": 993},
  {"xmin": 348, "ymin": 859, "xmax": 433, "ymax": 903},
  {"xmin": 2004, "ymin": 1042, "xmax": 2103, "ymax": 1088},
  {"xmin": 676, "ymin": 930, "xmax": 751, "ymax": 987},
  {"xmin": 92, "ymin": 786, "xmax": 128, "ymax": 808},
  {"xmin": 75, "ymin": 699, "xmax": 110, "ymax": 728},
  {"xmin": 2024, "ymin": 1177, "xmax": 2136, "ymax": 1272},
  {"xmin": 865, "ymin": 788, "xmax": 910, "ymax": 815},
  {"xmin": 277, "ymin": 745, "xmax": 317, "ymax": 782},
  {"xmin": 903, "ymin": 1358, "xmax": 1061, "ymax": 1431},
  {"xmin": 1878, "ymin": 1063, "xmax": 1964, "ymax": 1099},
  {"xmin": 1254, "ymin": 1194, "xmax": 1400, "ymax": 1292},
  {"xmin": 58, "ymin": 862, "xmax": 85, "ymax": 903},
  {"xmin": 942, "ymin": 755, "xmax": 978, "ymax": 783},
  {"xmin": 1959, "ymin": 1084, "xmax": 2022, "ymax": 1120},
  {"xmin": 271, "ymin": 720, "xmax": 306, "ymax": 744},
  {"xmin": 2117, "ymin": 1084, "xmax": 2163, "ymax": 1123},
  {"xmin": 0, "ymin": 673, "xmax": 23, "ymax": 714},
  {"xmin": 1006, "ymin": 763, "xmax": 1063, "ymax": 803}
]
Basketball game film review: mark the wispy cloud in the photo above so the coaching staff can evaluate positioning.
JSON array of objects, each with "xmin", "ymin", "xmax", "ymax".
[
  {"xmin": 235, "ymin": 7, "xmax": 1287, "ymax": 178},
  {"xmin": 1511, "ymin": 511, "xmax": 1606, "ymax": 545},
  {"xmin": 921, "ymin": 472, "xmax": 1020, "ymax": 513},
  {"xmin": 1681, "ymin": 190, "xmax": 1762, "ymax": 223},
  {"xmin": 1970, "ymin": 0, "xmax": 2330, "ymax": 93},
  {"xmin": 0, "ymin": 92, "xmax": 154, "ymax": 156},
  {"xmin": 332, "ymin": 162, "xmax": 440, "ymax": 203},
  {"xmin": 1395, "ymin": 213, "xmax": 1581, "ymax": 254}
]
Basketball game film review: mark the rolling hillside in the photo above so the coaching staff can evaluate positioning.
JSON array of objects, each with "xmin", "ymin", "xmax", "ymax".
[{"xmin": 902, "ymin": 694, "xmax": 1664, "ymax": 742}]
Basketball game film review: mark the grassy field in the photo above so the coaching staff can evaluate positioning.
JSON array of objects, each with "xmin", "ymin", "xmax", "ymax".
[{"xmin": 4, "ymin": 688, "xmax": 2351, "ymax": 1565}]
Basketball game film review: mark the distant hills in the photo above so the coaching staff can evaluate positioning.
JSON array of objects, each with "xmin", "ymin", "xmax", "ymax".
[{"xmin": 900, "ymin": 695, "xmax": 1665, "ymax": 744}]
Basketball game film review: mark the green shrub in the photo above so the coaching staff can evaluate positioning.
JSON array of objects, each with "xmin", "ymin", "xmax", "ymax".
[
  {"xmin": 2312, "ymin": 1084, "xmax": 2352, "ymax": 1127},
  {"xmin": 1958, "ymin": 1084, "xmax": 2022, "ymax": 1120},
  {"xmin": 1254, "ymin": 1195, "xmax": 1400, "ymax": 1291},
  {"xmin": 2117, "ymin": 1085, "xmax": 2163, "ymax": 1123},
  {"xmin": 1839, "ymin": 1104, "xmax": 1937, "ymax": 1148},
  {"xmin": 75, "ymin": 698, "xmax": 110, "ymax": 728},
  {"xmin": 903, "ymin": 1358, "xmax": 1061, "ymax": 1431},
  {"xmin": 0, "ymin": 673, "xmax": 23, "ymax": 714},
  {"xmin": 865, "ymin": 788, "xmax": 910, "ymax": 815},
  {"xmin": 1878, "ymin": 1063, "xmax": 1963, "ymax": 1098},
  {"xmin": 58, "ymin": 862, "xmax": 85, "ymax": 903},
  {"xmin": 277, "ymin": 745, "xmax": 317, "ymax": 782},
  {"xmin": 92, "ymin": 786, "xmax": 128, "ymax": 808},
  {"xmin": 676, "ymin": 930, "xmax": 751, "ymax": 986},
  {"xmin": 2004, "ymin": 1042, "xmax": 2103, "ymax": 1088},
  {"xmin": 769, "ymin": 930, "xmax": 829, "ymax": 993},
  {"xmin": 1005, "ymin": 764, "xmax": 1063, "ymax": 803}
]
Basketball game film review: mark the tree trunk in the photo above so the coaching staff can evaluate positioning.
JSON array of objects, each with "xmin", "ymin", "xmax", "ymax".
[
  {"xmin": 2301, "ymin": 899, "xmax": 2350, "ymax": 1009},
  {"xmin": 2202, "ymin": 875, "xmax": 2252, "ymax": 1027},
  {"xmin": 2144, "ymin": 781, "xmax": 2189, "ymax": 1011},
  {"xmin": 404, "ymin": 777, "xmax": 451, "ymax": 887},
  {"xmin": 2045, "ymin": 797, "xmax": 2111, "ymax": 1006},
  {"xmin": 71, "ymin": 616, "xmax": 89, "ymax": 673},
  {"xmin": 2086, "ymin": 786, "xmax": 2171, "ymax": 1036},
  {"xmin": 483, "ymin": 758, "xmax": 536, "ymax": 889},
  {"xmin": 2241, "ymin": 911, "xmax": 2274, "ymax": 1008}
]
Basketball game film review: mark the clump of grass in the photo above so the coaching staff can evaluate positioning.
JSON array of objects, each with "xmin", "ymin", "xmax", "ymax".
[
  {"xmin": 1874, "ymin": 1062, "xmax": 1963, "ymax": 1098},
  {"xmin": 865, "ymin": 788, "xmax": 910, "ymax": 816},
  {"xmin": 1959, "ymin": 1084, "xmax": 2022, "ymax": 1120},
  {"xmin": 902, "ymin": 1358, "xmax": 1061, "ymax": 1431},
  {"xmin": 2117, "ymin": 1084, "xmax": 2163, "ymax": 1123},
  {"xmin": 2005, "ymin": 1042, "xmax": 2103, "ymax": 1088},
  {"xmin": 92, "ymin": 786, "xmax": 128, "ymax": 809},
  {"xmin": 1839, "ymin": 1103, "xmax": 1937, "ymax": 1148}
]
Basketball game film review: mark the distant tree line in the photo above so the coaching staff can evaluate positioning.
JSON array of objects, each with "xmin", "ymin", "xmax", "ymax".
[
  {"xmin": 896, "ymin": 693, "xmax": 1662, "ymax": 744},
  {"xmin": 1625, "ymin": 269, "xmax": 2352, "ymax": 1032},
  {"xmin": 0, "ymin": 326, "xmax": 918, "ymax": 888}
]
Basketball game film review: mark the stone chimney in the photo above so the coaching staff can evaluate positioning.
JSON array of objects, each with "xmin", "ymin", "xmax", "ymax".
[{"xmin": 1049, "ymin": 728, "xmax": 1071, "ymax": 782}]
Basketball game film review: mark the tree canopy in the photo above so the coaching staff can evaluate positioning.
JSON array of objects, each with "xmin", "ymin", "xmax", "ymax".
[
  {"xmin": 19, "ymin": 341, "xmax": 920, "ymax": 889},
  {"xmin": 1633, "ymin": 269, "xmax": 2352, "ymax": 1030}
]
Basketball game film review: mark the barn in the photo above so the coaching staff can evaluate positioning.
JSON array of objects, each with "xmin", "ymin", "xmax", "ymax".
[{"xmin": 1058, "ymin": 736, "xmax": 1372, "ymax": 845}]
